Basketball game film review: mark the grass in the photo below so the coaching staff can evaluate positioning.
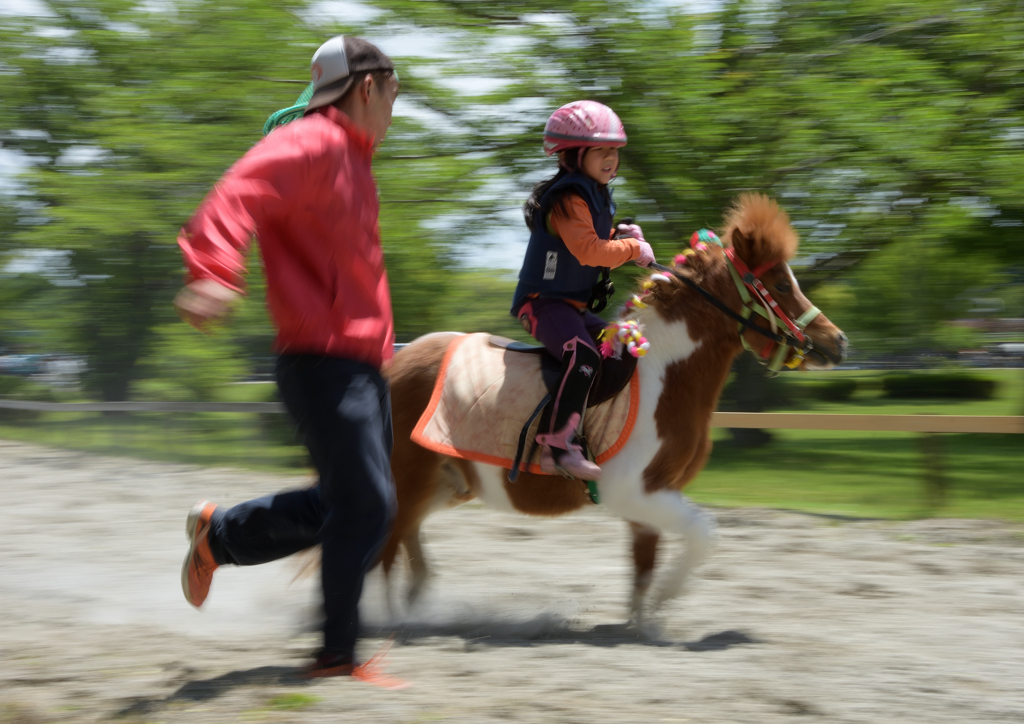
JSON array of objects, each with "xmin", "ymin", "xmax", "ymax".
[
  {"xmin": 264, "ymin": 694, "xmax": 322, "ymax": 711},
  {"xmin": 1, "ymin": 369, "xmax": 1021, "ymax": 521},
  {"xmin": 693, "ymin": 430, "xmax": 1023, "ymax": 520},
  {"xmin": 693, "ymin": 368, "xmax": 1024, "ymax": 521},
  {"xmin": 0, "ymin": 409, "xmax": 309, "ymax": 472},
  {"xmin": 0, "ymin": 381, "xmax": 309, "ymax": 473}
]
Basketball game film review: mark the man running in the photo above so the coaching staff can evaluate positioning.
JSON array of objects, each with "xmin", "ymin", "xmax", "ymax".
[{"xmin": 173, "ymin": 36, "xmax": 401, "ymax": 682}]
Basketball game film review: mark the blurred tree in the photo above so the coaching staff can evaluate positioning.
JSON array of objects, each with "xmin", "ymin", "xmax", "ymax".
[
  {"xmin": 130, "ymin": 322, "xmax": 247, "ymax": 402},
  {"xmin": 3, "ymin": 0, "xmax": 1023, "ymax": 408},
  {"xmin": 0, "ymin": 1, "xmax": 316, "ymax": 400},
  {"xmin": 0, "ymin": 0, "xmax": 494, "ymax": 399},
  {"xmin": 347, "ymin": 0, "xmax": 1024, "ymax": 436}
]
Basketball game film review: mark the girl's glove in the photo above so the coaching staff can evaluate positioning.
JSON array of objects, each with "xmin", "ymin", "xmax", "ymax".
[
  {"xmin": 616, "ymin": 222, "xmax": 645, "ymax": 242},
  {"xmin": 635, "ymin": 240, "xmax": 656, "ymax": 268}
]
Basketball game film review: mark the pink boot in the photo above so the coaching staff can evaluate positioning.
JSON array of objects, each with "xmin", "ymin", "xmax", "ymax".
[{"xmin": 536, "ymin": 413, "xmax": 603, "ymax": 480}]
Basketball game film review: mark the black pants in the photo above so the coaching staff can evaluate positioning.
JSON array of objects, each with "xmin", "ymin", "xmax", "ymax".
[{"xmin": 207, "ymin": 355, "xmax": 396, "ymax": 657}]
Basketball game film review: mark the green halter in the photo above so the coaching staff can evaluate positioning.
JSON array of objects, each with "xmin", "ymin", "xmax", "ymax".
[
  {"xmin": 262, "ymin": 82, "xmax": 315, "ymax": 137},
  {"xmin": 670, "ymin": 228, "xmax": 820, "ymax": 376}
]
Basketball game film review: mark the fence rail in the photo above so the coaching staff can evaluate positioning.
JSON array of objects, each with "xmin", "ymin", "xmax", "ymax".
[
  {"xmin": 2, "ymin": 399, "xmax": 1021, "ymax": 433},
  {"xmin": 710, "ymin": 412, "xmax": 1024, "ymax": 434},
  {"xmin": 0, "ymin": 400, "xmax": 286, "ymax": 413}
]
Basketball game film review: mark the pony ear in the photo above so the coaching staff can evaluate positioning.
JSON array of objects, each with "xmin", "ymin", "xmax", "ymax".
[
  {"xmin": 729, "ymin": 226, "xmax": 750, "ymax": 257},
  {"xmin": 729, "ymin": 225, "xmax": 774, "ymax": 269},
  {"xmin": 723, "ymin": 194, "xmax": 799, "ymax": 266}
]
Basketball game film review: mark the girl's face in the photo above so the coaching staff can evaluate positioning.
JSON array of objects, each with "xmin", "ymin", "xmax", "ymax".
[{"xmin": 579, "ymin": 146, "xmax": 620, "ymax": 185}]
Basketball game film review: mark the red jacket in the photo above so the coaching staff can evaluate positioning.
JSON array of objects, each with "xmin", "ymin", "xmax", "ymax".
[{"xmin": 178, "ymin": 107, "xmax": 394, "ymax": 369}]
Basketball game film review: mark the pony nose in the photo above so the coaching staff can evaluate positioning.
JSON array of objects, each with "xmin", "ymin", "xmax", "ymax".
[{"xmin": 835, "ymin": 331, "xmax": 848, "ymax": 364}]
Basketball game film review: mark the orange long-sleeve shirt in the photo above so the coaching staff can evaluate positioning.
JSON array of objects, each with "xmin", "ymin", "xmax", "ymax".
[{"xmin": 547, "ymin": 194, "xmax": 640, "ymax": 268}]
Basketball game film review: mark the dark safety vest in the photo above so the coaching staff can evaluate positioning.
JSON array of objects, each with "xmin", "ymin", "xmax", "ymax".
[{"xmin": 511, "ymin": 172, "xmax": 616, "ymax": 310}]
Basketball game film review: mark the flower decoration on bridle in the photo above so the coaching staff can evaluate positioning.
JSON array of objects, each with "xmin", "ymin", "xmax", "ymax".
[{"xmin": 598, "ymin": 319, "xmax": 650, "ymax": 359}]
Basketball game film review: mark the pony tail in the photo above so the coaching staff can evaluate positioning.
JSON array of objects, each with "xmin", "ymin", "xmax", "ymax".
[
  {"xmin": 523, "ymin": 168, "xmax": 567, "ymax": 229},
  {"xmin": 523, "ymin": 148, "xmax": 582, "ymax": 229}
]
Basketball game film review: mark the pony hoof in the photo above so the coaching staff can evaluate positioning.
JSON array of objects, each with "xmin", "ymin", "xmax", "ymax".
[
  {"xmin": 406, "ymin": 580, "xmax": 428, "ymax": 608},
  {"xmin": 652, "ymin": 584, "xmax": 689, "ymax": 611},
  {"xmin": 638, "ymin": 619, "xmax": 666, "ymax": 642},
  {"xmin": 626, "ymin": 615, "xmax": 664, "ymax": 642}
]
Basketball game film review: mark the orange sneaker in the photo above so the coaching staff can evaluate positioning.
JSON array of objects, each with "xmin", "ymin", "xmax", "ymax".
[
  {"xmin": 352, "ymin": 659, "xmax": 411, "ymax": 690},
  {"xmin": 181, "ymin": 500, "xmax": 219, "ymax": 608},
  {"xmin": 304, "ymin": 644, "xmax": 410, "ymax": 689},
  {"xmin": 303, "ymin": 652, "xmax": 355, "ymax": 679}
]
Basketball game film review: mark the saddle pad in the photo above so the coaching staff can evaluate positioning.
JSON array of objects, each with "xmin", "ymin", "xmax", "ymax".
[{"xmin": 411, "ymin": 333, "xmax": 639, "ymax": 475}]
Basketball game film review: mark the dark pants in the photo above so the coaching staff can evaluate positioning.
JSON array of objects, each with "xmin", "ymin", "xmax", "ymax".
[
  {"xmin": 515, "ymin": 297, "xmax": 607, "ymax": 358},
  {"xmin": 206, "ymin": 355, "xmax": 397, "ymax": 658}
]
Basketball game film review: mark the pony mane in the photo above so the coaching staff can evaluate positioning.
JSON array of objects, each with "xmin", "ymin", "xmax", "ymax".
[
  {"xmin": 622, "ymin": 193, "xmax": 799, "ymax": 324},
  {"xmin": 722, "ymin": 193, "xmax": 799, "ymax": 269}
]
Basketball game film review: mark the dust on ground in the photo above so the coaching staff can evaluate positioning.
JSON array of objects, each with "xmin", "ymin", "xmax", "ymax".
[{"xmin": 1, "ymin": 439, "xmax": 1023, "ymax": 723}]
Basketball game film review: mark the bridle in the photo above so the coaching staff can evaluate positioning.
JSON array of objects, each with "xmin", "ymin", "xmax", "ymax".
[{"xmin": 648, "ymin": 230, "xmax": 822, "ymax": 374}]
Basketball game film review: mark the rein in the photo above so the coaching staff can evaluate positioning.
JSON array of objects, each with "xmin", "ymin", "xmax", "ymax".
[
  {"xmin": 648, "ymin": 261, "xmax": 794, "ymax": 347},
  {"xmin": 646, "ymin": 232, "xmax": 821, "ymax": 373}
]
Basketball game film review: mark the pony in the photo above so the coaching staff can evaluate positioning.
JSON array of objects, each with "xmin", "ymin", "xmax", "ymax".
[{"xmin": 383, "ymin": 194, "xmax": 847, "ymax": 624}]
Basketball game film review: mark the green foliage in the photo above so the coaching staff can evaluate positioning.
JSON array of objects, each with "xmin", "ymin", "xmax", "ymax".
[
  {"xmin": 694, "ymin": 430, "xmax": 1024, "ymax": 521},
  {"xmin": 0, "ymin": 0, "xmax": 497, "ymax": 399},
  {"xmin": 0, "ymin": 375, "xmax": 53, "ymax": 399},
  {"xmin": 806, "ymin": 378, "xmax": 859, "ymax": 403},
  {"xmin": 359, "ymin": 0, "xmax": 1024, "ymax": 403},
  {"xmin": 264, "ymin": 694, "xmax": 322, "ymax": 711},
  {"xmin": 130, "ymin": 323, "xmax": 247, "ymax": 402},
  {"xmin": 2, "ymin": 0, "xmax": 1023, "ymax": 409},
  {"xmin": 0, "ymin": 0, "xmax": 315, "ymax": 399},
  {"xmin": 0, "ymin": 375, "xmax": 55, "ymax": 423},
  {"xmin": 837, "ymin": 236, "xmax": 998, "ymax": 355},
  {"xmin": 882, "ymin": 372, "xmax": 998, "ymax": 400},
  {"xmin": 694, "ymin": 368, "xmax": 1023, "ymax": 520}
]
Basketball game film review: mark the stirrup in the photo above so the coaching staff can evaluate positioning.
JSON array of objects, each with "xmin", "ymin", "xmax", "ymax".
[
  {"xmin": 536, "ymin": 413, "xmax": 602, "ymax": 481},
  {"xmin": 539, "ymin": 446, "xmax": 602, "ymax": 481}
]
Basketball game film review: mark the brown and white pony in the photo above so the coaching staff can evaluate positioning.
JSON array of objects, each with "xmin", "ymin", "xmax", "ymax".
[{"xmin": 383, "ymin": 194, "xmax": 847, "ymax": 623}]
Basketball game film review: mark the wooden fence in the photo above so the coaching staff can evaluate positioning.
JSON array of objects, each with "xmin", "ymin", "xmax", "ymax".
[
  {"xmin": 2, "ymin": 399, "xmax": 1022, "ymax": 435},
  {"xmin": 2, "ymin": 400, "xmax": 1020, "ymax": 508}
]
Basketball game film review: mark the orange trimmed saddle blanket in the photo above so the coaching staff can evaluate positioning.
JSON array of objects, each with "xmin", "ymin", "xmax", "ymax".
[{"xmin": 411, "ymin": 333, "xmax": 639, "ymax": 475}]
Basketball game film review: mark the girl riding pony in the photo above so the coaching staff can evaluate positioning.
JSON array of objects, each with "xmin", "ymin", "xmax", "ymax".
[{"xmin": 511, "ymin": 100, "xmax": 655, "ymax": 481}]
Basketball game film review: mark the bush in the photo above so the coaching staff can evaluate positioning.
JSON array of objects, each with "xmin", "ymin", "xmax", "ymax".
[
  {"xmin": 882, "ymin": 372, "xmax": 997, "ymax": 400},
  {"xmin": 0, "ymin": 375, "xmax": 26, "ymax": 397},
  {"xmin": 130, "ymin": 324, "xmax": 248, "ymax": 402},
  {"xmin": 810, "ymin": 378, "xmax": 859, "ymax": 402},
  {"xmin": 0, "ymin": 375, "xmax": 56, "ymax": 422}
]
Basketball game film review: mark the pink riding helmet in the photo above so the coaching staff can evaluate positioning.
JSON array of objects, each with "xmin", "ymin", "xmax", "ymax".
[{"xmin": 542, "ymin": 100, "xmax": 628, "ymax": 156}]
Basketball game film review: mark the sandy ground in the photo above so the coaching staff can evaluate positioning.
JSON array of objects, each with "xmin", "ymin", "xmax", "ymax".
[{"xmin": 1, "ymin": 438, "xmax": 1023, "ymax": 723}]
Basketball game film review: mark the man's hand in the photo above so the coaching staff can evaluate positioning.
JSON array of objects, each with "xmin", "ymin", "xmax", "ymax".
[{"xmin": 174, "ymin": 279, "xmax": 241, "ymax": 332}]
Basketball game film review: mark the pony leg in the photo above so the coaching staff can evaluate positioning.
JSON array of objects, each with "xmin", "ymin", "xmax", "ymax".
[
  {"xmin": 628, "ymin": 522, "xmax": 659, "ymax": 625},
  {"xmin": 395, "ymin": 458, "xmax": 476, "ymax": 609},
  {"xmin": 403, "ymin": 526, "xmax": 429, "ymax": 606},
  {"xmin": 608, "ymin": 489, "xmax": 716, "ymax": 613}
]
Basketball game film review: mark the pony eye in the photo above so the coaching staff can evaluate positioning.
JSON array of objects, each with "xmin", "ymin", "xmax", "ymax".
[{"xmin": 775, "ymin": 281, "xmax": 792, "ymax": 294}]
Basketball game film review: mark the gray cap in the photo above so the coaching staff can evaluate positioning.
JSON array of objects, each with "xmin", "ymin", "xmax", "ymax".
[{"xmin": 304, "ymin": 36, "xmax": 395, "ymax": 114}]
